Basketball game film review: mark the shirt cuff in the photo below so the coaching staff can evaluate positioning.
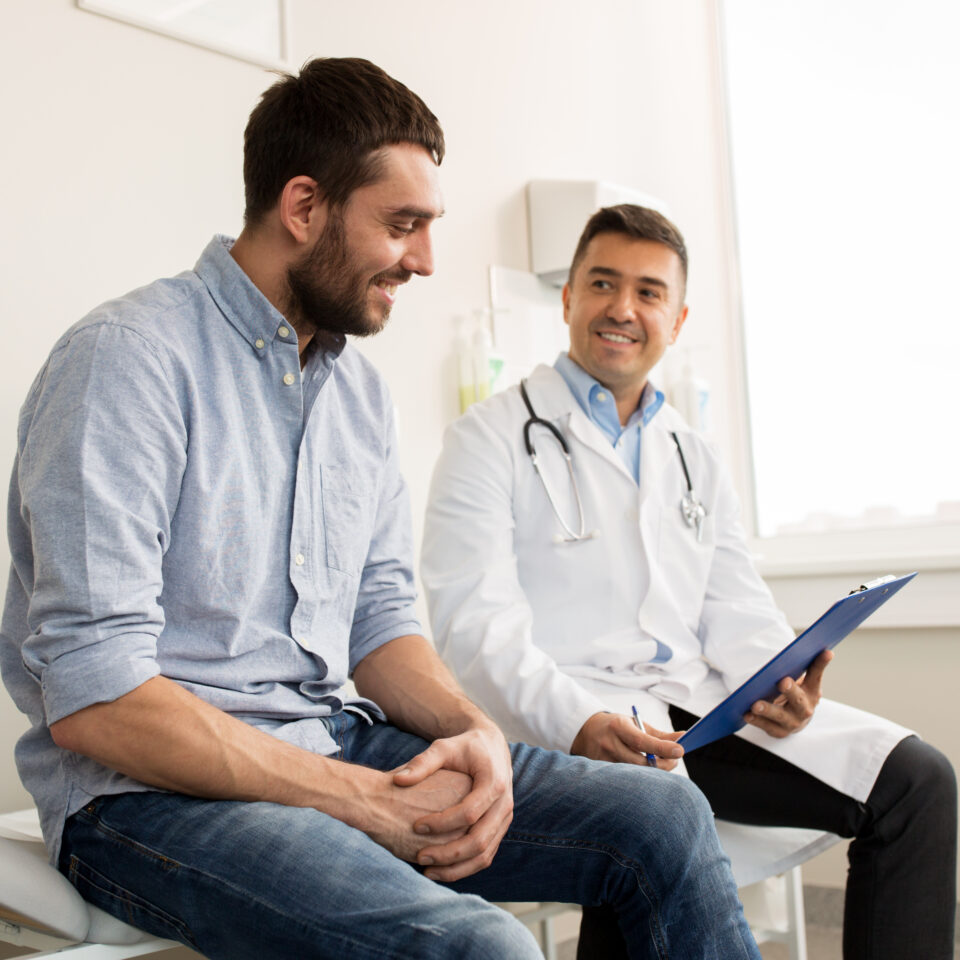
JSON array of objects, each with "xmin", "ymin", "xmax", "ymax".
[
  {"xmin": 40, "ymin": 634, "xmax": 160, "ymax": 725},
  {"xmin": 348, "ymin": 612, "xmax": 423, "ymax": 674},
  {"xmin": 552, "ymin": 690, "xmax": 610, "ymax": 754}
]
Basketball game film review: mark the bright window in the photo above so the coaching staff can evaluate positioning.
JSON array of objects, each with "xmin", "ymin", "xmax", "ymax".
[{"xmin": 722, "ymin": 0, "xmax": 960, "ymax": 539}]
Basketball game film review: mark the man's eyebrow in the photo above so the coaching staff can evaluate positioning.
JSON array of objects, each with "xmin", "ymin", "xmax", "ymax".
[
  {"xmin": 388, "ymin": 206, "xmax": 445, "ymax": 221},
  {"xmin": 586, "ymin": 266, "xmax": 668, "ymax": 288}
]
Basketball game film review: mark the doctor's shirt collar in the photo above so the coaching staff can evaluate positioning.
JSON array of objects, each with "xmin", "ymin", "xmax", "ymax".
[{"xmin": 554, "ymin": 351, "xmax": 664, "ymax": 444}]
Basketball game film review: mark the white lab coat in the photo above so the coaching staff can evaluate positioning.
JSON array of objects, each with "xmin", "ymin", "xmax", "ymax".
[{"xmin": 422, "ymin": 364, "xmax": 911, "ymax": 883}]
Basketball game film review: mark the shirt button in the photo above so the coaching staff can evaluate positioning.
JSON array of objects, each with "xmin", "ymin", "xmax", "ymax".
[
  {"xmin": 254, "ymin": 338, "xmax": 265, "ymax": 349},
  {"xmin": 295, "ymin": 553, "xmax": 305, "ymax": 566},
  {"xmin": 278, "ymin": 326, "xmax": 290, "ymax": 338},
  {"xmin": 283, "ymin": 373, "xmax": 296, "ymax": 386},
  {"xmin": 596, "ymin": 392, "xmax": 607, "ymax": 402}
]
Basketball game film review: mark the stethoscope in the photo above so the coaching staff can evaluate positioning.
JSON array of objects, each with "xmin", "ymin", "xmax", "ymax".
[{"xmin": 520, "ymin": 379, "xmax": 708, "ymax": 544}]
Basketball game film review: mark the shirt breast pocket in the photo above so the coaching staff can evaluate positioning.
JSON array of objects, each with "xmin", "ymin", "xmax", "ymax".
[{"xmin": 320, "ymin": 466, "xmax": 378, "ymax": 576}]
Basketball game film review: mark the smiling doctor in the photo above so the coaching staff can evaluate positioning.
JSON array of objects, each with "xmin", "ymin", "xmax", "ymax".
[{"xmin": 421, "ymin": 204, "xmax": 957, "ymax": 960}]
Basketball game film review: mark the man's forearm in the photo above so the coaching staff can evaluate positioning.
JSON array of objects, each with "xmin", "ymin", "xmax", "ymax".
[
  {"xmin": 353, "ymin": 634, "xmax": 493, "ymax": 740},
  {"xmin": 50, "ymin": 675, "xmax": 382, "ymax": 821}
]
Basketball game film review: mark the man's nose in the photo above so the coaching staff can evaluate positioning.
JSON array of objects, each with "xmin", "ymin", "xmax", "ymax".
[
  {"xmin": 400, "ymin": 228, "xmax": 435, "ymax": 277},
  {"xmin": 608, "ymin": 288, "xmax": 639, "ymax": 322}
]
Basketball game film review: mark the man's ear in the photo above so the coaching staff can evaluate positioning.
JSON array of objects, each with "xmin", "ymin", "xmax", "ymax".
[
  {"xmin": 669, "ymin": 305, "xmax": 689, "ymax": 344},
  {"xmin": 561, "ymin": 282, "xmax": 571, "ymax": 326},
  {"xmin": 278, "ymin": 176, "xmax": 325, "ymax": 246}
]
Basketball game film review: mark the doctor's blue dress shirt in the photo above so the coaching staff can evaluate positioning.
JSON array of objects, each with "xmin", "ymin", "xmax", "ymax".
[
  {"xmin": 0, "ymin": 236, "xmax": 421, "ymax": 862},
  {"xmin": 553, "ymin": 351, "xmax": 664, "ymax": 484}
]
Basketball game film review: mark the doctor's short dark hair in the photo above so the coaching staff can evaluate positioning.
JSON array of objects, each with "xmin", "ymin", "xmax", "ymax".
[
  {"xmin": 569, "ymin": 204, "xmax": 688, "ymax": 295},
  {"xmin": 242, "ymin": 57, "xmax": 445, "ymax": 225}
]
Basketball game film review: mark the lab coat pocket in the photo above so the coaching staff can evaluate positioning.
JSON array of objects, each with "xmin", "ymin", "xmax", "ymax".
[
  {"xmin": 657, "ymin": 504, "xmax": 715, "ymax": 611},
  {"xmin": 319, "ymin": 466, "xmax": 377, "ymax": 575}
]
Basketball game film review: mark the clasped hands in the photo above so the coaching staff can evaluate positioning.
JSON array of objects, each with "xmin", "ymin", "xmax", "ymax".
[{"xmin": 372, "ymin": 724, "xmax": 514, "ymax": 883}]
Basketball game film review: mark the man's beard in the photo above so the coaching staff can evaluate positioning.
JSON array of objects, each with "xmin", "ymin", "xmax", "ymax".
[{"xmin": 285, "ymin": 213, "xmax": 407, "ymax": 340}]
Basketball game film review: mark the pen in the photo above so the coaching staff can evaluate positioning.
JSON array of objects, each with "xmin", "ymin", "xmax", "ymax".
[{"xmin": 631, "ymin": 705, "xmax": 658, "ymax": 767}]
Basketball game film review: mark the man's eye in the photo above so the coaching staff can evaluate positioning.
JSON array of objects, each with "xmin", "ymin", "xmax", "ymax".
[
  {"xmin": 390, "ymin": 224, "xmax": 414, "ymax": 236},
  {"xmin": 639, "ymin": 288, "xmax": 660, "ymax": 299},
  {"xmin": 592, "ymin": 279, "xmax": 612, "ymax": 290}
]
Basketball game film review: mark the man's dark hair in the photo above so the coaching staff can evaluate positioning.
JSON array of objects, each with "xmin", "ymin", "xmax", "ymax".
[
  {"xmin": 243, "ymin": 57, "xmax": 445, "ymax": 225},
  {"xmin": 569, "ymin": 204, "xmax": 688, "ymax": 295}
]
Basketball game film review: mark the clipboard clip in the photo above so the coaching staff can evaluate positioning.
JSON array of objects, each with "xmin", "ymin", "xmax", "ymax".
[{"xmin": 849, "ymin": 574, "xmax": 898, "ymax": 596}]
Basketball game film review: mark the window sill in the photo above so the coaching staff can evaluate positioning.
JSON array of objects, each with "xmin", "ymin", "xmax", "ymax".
[{"xmin": 752, "ymin": 528, "xmax": 960, "ymax": 630}]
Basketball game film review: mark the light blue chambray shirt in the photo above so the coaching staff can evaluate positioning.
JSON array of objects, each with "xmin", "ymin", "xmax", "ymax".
[
  {"xmin": 0, "ymin": 236, "xmax": 421, "ymax": 862},
  {"xmin": 553, "ymin": 352, "xmax": 664, "ymax": 484}
]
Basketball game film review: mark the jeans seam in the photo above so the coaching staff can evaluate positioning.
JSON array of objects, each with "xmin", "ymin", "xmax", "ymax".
[{"xmin": 504, "ymin": 832, "xmax": 669, "ymax": 959}]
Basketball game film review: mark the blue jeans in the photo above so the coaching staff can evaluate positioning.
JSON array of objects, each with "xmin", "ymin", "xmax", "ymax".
[{"xmin": 59, "ymin": 714, "xmax": 759, "ymax": 960}]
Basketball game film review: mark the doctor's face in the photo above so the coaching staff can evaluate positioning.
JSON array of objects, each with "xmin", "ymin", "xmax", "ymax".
[{"xmin": 563, "ymin": 232, "xmax": 687, "ymax": 396}]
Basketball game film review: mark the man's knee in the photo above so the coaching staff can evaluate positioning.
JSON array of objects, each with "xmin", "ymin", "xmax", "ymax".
[
  {"xmin": 914, "ymin": 740, "xmax": 957, "ymax": 803},
  {"xmin": 870, "ymin": 736, "xmax": 957, "ymax": 843},
  {"xmin": 438, "ymin": 899, "xmax": 542, "ymax": 960},
  {"xmin": 881, "ymin": 737, "xmax": 956, "ymax": 806},
  {"xmin": 590, "ymin": 764, "xmax": 720, "ymax": 860}
]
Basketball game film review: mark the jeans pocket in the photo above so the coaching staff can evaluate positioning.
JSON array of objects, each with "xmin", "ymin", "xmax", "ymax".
[{"xmin": 66, "ymin": 853, "xmax": 199, "ymax": 950}]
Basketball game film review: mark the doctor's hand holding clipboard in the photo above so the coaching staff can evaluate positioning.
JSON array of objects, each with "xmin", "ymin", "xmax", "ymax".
[
  {"xmin": 678, "ymin": 572, "xmax": 917, "ymax": 755},
  {"xmin": 741, "ymin": 648, "xmax": 834, "ymax": 739},
  {"xmin": 570, "ymin": 710, "xmax": 685, "ymax": 770}
]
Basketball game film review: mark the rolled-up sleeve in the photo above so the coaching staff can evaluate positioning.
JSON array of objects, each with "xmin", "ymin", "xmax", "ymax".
[{"xmin": 16, "ymin": 323, "xmax": 187, "ymax": 724}]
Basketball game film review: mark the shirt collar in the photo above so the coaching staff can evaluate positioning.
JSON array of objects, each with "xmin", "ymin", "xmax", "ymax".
[
  {"xmin": 193, "ymin": 236, "xmax": 286, "ymax": 352},
  {"xmin": 193, "ymin": 235, "xmax": 346, "ymax": 362},
  {"xmin": 553, "ymin": 352, "xmax": 664, "ymax": 433}
]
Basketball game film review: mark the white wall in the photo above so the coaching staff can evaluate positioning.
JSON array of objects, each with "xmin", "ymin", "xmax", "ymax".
[{"xmin": 0, "ymin": 0, "xmax": 735, "ymax": 809}]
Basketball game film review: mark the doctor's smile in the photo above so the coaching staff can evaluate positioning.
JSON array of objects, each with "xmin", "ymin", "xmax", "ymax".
[{"xmin": 596, "ymin": 330, "xmax": 641, "ymax": 344}]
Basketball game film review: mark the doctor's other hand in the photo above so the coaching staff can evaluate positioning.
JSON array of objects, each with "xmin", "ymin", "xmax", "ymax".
[
  {"xmin": 744, "ymin": 649, "xmax": 834, "ymax": 739},
  {"xmin": 570, "ymin": 712, "xmax": 684, "ymax": 770}
]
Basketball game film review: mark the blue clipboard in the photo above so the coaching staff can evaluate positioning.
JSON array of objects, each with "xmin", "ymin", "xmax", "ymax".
[{"xmin": 677, "ymin": 572, "xmax": 917, "ymax": 753}]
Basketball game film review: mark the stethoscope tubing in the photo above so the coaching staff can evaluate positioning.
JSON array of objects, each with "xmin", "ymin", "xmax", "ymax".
[
  {"xmin": 519, "ymin": 379, "xmax": 707, "ymax": 544},
  {"xmin": 520, "ymin": 380, "xmax": 588, "ymax": 542}
]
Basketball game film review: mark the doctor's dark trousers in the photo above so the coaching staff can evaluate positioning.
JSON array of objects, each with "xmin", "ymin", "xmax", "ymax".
[{"xmin": 577, "ymin": 716, "xmax": 957, "ymax": 960}]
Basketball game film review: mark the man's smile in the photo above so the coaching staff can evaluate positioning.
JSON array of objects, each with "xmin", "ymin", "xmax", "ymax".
[{"xmin": 596, "ymin": 329, "xmax": 643, "ymax": 345}]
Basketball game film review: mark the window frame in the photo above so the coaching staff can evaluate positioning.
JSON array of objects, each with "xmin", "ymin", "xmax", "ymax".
[{"xmin": 710, "ymin": 0, "xmax": 960, "ymax": 626}]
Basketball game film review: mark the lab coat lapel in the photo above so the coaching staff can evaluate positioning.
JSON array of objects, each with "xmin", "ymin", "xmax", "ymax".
[
  {"xmin": 639, "ymin": 422, "xmax": 679, "ymax": 507},
  {"xmin": 524, "ymin": 365, "xmax": 637, "ymax": 484},
  {"xmin": 635, "ymin": 413, "xmax": 685, "ymax": 620}
]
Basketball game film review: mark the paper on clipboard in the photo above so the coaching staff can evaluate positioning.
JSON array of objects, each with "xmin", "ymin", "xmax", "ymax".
[{"xmin": 677, "ymin": 572, "xmax": 917, "ymax": 754}]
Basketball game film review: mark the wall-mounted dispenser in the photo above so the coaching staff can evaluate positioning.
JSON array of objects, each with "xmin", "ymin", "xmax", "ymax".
[{"xmin": 526, "ymin": 180, "xmax": 671, "ymax": 287}]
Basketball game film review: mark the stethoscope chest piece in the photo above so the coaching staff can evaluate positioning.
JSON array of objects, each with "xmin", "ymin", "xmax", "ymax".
[
  {"xmin": 681, "ymin": 490, "xmax": 707, "ymax": 542},
  {"xmin": 672, "ymin": 431, "xmax": 707, "ymax": 542}
]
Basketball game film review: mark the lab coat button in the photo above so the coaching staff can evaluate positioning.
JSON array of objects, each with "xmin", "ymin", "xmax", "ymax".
[{"xmin": 283, "ymin": 373, "xmax": 296, "ymax": 386}]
